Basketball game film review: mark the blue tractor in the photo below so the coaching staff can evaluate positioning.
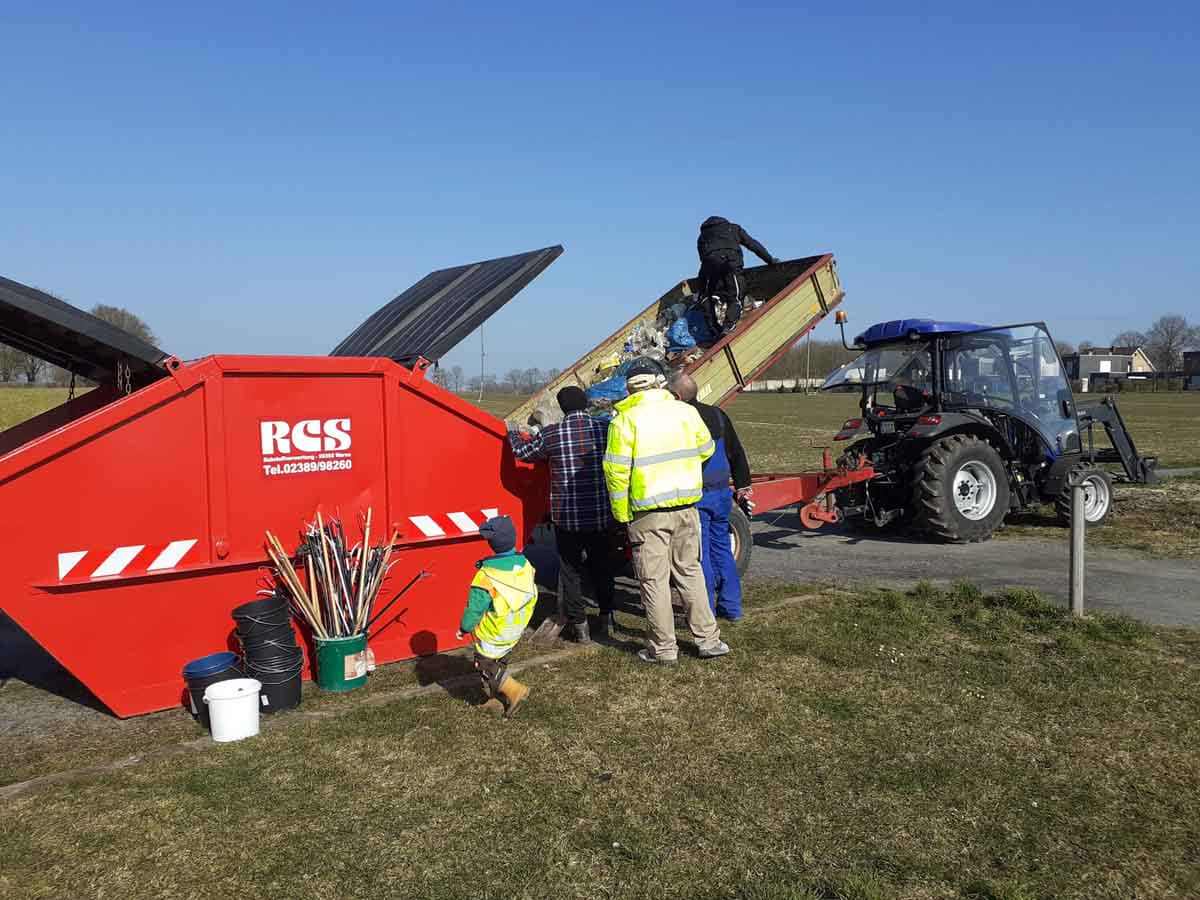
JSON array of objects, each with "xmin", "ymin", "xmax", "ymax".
[{"xmin": 824, "ymin": 319, "xmax": 1158, "ymax": 543}]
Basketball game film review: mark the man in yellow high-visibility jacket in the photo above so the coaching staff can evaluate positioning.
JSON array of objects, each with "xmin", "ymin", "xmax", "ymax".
[{"xmin": 603, "ymin": 358, "xmax": 731, "ymax": 664}]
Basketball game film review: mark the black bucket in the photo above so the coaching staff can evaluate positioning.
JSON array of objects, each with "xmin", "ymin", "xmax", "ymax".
[
  {"xmin": 245, "ymin": 646, "xmax": 304, "ymax": 713},
  {"xmin": 183, "ymin": 652, "xmax": 243, "ymax": 729},
  {"xmin": 233, "ymin": 595, "xmax": 291, "ymax": 638},
  {"xmin": 239, "ymin": 626, "xmax": 298, "ymax": 654},
  {"xmin": 241, "ymin": 633, "xmax": 298, "ymax": 658}
]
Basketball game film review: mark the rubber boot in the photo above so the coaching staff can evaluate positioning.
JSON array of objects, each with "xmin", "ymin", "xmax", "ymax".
[
  {"xmin": 498, "ymin": 676, "xmax": 530, "ymax": 719},
  {"xmin": 480, "ymin": 698, "xmax": 506, "ymax": 716}
]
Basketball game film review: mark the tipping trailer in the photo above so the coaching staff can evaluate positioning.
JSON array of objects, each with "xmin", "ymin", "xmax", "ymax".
[
  {"xmin": 0, "ymin": 248, "xmax": 867, "ymax": 718},
  {"xmin": 510, "ymin": 253, "xmax": 875, "ymax": 571}
]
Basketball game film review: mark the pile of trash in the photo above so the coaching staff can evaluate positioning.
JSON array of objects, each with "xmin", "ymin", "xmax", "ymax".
[{"xmin": 522, "ymin": 288, "xmax": 761, "ymax": 428}]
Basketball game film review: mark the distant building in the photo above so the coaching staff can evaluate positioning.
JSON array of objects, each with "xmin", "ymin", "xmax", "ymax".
[
  {"xmin": 1185, "ymin": 351, "xmax": 1200, "ymax": 376},
  {"xmin": 1064, "ymin": 346, "xmax": 1155, "ymax": 392}
]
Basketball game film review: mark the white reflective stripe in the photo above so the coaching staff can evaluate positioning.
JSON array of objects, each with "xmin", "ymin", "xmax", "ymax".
[
  {"xmin": 57, "ymin": 551, "xmax": 87, "ymax": 581},
  {"xmin": 610, "ymin": 489, "xmax": 629, "ymax": 500},
  {"xmin": 476, "ymin": 637, "xmax": 518, "ymax": 658},
  {"xmin": 448, "ymin": 512, "xmax": 478, "ymax": 533},
  {"xmin": 409, "ymin": 516, "xmax": 445, "ymax": 537},
  {"xmin": 481, "ymin": 508, "xmax": 499, "ymax": 519},
  {"xmin": 91, "ymin": 545, "xmax": 146, "ymax": 578},
  {"xmin": 698, "ymin": 440, "xmax": 715, "ymax": 455},
  {"xmin": 633, "ymin": 446, "xmax": 705, "ymax": 466},
  {"xmin": 604, "ymin": 452, "xmax": 633, "ymax": 465},
  {"xmin": 631, "ymin": 488, "xmax": 702, "ymax": 509},
  {"xmin": 147, "ymin": 539, "xmax": 197, "ymax": 571}
]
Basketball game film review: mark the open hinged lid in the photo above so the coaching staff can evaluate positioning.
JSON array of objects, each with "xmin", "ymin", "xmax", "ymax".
[
  {"xmin": 331, "ymin": 245, "xmax": 563, "ymax": 365},
  {"xmin": 0, "ymin": 275, "xmax": 169, "ymax": 388}
]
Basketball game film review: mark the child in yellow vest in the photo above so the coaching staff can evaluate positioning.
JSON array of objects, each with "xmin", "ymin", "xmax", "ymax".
[{"xmin": 455, "ymin": 516, "xmax": 538, "ymax": 718}]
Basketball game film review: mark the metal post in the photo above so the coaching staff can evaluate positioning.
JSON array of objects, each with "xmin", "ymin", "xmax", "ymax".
[
  {"xmin": 805, "ymin": 330, "xmax": 813, "ymax": 394},
  {"xmin": 1068, "ymin": 471, "xmax": 1086, "ymax": 616},
  {"xmin": 477, "ymin": 324, "xmax": 485, "ymax": 403}
]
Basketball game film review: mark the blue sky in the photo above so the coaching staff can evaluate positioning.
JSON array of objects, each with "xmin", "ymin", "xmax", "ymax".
[{"xmin": 3, "ymin": 2, "xmax": 1197, "ymax": 378}]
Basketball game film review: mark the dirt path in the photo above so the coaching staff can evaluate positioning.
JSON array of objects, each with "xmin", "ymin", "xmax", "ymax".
[{"xmin": 745, "ymin": 513, "xmax": 1200, "ymax": 627}]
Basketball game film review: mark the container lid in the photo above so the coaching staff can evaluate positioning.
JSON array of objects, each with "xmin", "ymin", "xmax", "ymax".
[
  {"xmin": 0, "ymin": 274, "xmax": 170, "ymax": 388},
  {"xmin": 331, "ymin": 245, "xmax": 563, "ymax": 366},
  {"xmin": 182, "ymin": 651, "xmax": 241, "ymax": 678}
]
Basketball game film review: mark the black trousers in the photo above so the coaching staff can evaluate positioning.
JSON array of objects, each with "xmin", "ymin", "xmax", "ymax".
[
  {"xmin": 555, "ymin": 527, "xmax": 616, "ymax": 623},
  {"xmin": 698, "ymin": 257, "xmax": 745, "ymax": 333}
]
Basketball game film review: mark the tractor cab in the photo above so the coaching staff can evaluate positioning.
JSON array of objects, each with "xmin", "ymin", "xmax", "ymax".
[
  {"xmin": 826, "ymin": 320, "xmax": 1079, "ymax": 461},
  {"xmin": 821, "ymin": 318, "xmax": 1157, "ymax": 543}
]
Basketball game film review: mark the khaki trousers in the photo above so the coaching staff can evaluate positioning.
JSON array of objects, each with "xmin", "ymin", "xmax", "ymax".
[{"xmin": 628, "ymin": 506, "xmax": 722, "ymax": 660}]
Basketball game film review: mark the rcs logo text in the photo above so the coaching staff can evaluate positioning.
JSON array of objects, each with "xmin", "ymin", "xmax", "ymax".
[{"xmin": 260, "ymin": 419, "xmax": 352, "ymax": 456}]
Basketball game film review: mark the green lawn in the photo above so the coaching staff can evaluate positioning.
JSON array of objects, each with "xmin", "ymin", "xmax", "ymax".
[{"xmin": 2, "ymin": 582, "xmax": 1198, "ymax": 899}]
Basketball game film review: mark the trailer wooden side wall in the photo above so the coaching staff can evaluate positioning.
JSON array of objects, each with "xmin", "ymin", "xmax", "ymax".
[{"xmin": 508, "ymin": 254, "xmax": 843, "ymax": 425}]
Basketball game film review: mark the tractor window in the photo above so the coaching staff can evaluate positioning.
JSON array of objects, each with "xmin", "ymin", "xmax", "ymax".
[
  {"xmin": 941, "ymin": 338, "xmax": 1016, "ymax": 408},
  {"xmin": 945, "ymin": 325, "xmax": 1081, "ymax": 455}
]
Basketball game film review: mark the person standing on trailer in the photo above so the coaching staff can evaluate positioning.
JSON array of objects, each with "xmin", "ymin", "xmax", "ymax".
[
  {"xmin": 456, "ymin": 516, "xmax": 537, "ymax": 718},
  {"xmin": 696, "ymin": 216, "xmax": 781, "ymax": 335},
  {"xmin": 508, "ymin": 386, "xmax": 617, "ymax": 642},
  {"xmin": 670, "ymin": 373, "xmax": 752, "ymax": 621},
  {"xmin": 603, "ymin": 358, "xmax": 731, "ymax": 665}
]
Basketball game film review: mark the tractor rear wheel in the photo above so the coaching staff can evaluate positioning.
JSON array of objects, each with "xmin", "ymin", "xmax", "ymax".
[
  {"xmin": 912, "ymin": 435, "xmax": 1010, "ymax": 543},
  {"xmin": 730, "ymin": 504, "xmax": 753, "ymax": 576},
  {"xmin": 1055, "ymin": 465, "xmax": 1113, "ymax": 527}
]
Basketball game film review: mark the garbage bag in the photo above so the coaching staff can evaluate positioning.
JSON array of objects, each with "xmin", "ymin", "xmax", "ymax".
[
  {"xmin": 667, "ymin": 307, "xmax": 717, "ymax": 351},
  {"xmin": 587, "ymin": 374, "xmax": 627, "ymax": 405}
]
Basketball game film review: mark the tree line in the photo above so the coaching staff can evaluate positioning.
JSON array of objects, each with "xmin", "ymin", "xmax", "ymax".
[{"xmin": 760, "ymin": 338, "xmax": 860, "ymax": 382}]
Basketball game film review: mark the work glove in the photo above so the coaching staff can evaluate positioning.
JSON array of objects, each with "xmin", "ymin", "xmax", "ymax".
[{"xmin": 735, "ymin": 487, "xmax": 756, "ymax": 515}]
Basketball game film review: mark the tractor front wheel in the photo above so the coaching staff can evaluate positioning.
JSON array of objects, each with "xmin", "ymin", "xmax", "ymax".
[
  {"xmin": 1055, "ymin": 466, "xmax": 1113, "ymax": 527},
  {"xmin": 912, "ymin": 435, "xmax": 1010, "ymax": 543}
]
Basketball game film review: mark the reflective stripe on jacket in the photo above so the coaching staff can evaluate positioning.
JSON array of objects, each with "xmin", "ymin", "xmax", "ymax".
[
  {"xmin": 602, "ymin": 388, "xmax": 714, "ymax": 523},
  {"xmin": 471, "ymin": 560, "xmax": 538, "ymax": 659}
]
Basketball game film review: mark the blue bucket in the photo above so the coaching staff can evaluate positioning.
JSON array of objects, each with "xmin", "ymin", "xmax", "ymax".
[{"xmin": 183, "ymin": 651, "xmax": 242, "ymax": 728}]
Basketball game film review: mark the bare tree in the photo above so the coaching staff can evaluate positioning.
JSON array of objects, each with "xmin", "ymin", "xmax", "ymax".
[
  {"xmin": 1144, "ymin": 315, "xmax": 1197, "ymax": 371},
  {"xmin": 0, "ymin": 344, "xmax": 21, "ymax": 382},
  {"xmin": 431, "ymin": 367, "xmax": 451, "ymax": 389},
  {"xmin": 1078, "ymin": 340, "xmax": 1095, "ymax": 352},
  {"xmin": 90, "ymin": 304, "xmax": 157, "ymax": 345},
  {"xmin": 23, "ymin": 354, "xmax": 46, "ymax": 384},
  {"xmin": 504, "ymin": 369, "xmax": 523, "ymax": 392},
  {"xmin": 450, "ymin": 365, "xmax": 464, "ymax": 393},
  {"xmin": 1054, "ymin": 341, "xmax": 1076, "ymax": 357},
  {"xmin": 1112, "ymin": 330, "xmax": 1147, "ymax": 348}
]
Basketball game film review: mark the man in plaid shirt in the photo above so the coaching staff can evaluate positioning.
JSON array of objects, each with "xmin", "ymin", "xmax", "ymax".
[{"xmin": 508, "ymin": 386, "xmax": 616, "ymax": 642}]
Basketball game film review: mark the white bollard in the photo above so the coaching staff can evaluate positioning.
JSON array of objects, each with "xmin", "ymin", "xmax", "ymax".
[{"xmin": 1068, "ymin": 472, "xmax": 1086, "ymax": 617}]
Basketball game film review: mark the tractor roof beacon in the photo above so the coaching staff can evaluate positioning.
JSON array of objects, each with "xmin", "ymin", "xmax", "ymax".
[{"xmin": 823, "ymin": 318, "xmax": 1158, "ymax": 543}]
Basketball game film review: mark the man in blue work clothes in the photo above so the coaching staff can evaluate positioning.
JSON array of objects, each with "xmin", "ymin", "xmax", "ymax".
[
  {"xmin": 508, "ymin": 386, "xmax": 616, "ymax": 642},
  {"xmin": 670, "ymin": 373, "xmax": 752, "ymax": 621}
]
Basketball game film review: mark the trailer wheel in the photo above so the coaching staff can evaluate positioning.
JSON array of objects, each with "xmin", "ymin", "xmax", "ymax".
[
  {"xmin": 912, "ymin": 435, "xmax": 1010, "ymax": 543},
  {"xmin": 1055, "ymin": 466, "xmax": 1113, "ymax": 527},
  {"xmin": 730, "ymin": 503, "xmax": 753, "ymax": 576}
]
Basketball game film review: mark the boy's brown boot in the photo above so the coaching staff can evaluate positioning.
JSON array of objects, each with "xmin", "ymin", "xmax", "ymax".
[{"xmin": 498, "ymin": 677, "xmax": 530, "ymax": 719}]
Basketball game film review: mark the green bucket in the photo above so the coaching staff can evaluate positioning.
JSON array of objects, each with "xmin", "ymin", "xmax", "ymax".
[{"xmin": 314, "ymin": 633, "xmax": 369, "ymax": 692}]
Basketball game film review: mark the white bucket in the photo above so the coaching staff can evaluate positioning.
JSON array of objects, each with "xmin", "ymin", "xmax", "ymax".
[{"xmin": 203, "ymin": 677, "xmax": 263, "ymax": 742}]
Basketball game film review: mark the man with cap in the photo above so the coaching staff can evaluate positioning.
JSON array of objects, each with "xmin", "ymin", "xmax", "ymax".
[
  {"xmin": 508, "ymin": 386, "xmax": 617, "ymax": 641},
  {"xmin": 696, "ymin": 216, "xmax": 781, "ymax": 335},
  {"xmin": 603, "ymin": 358, "xmax": 731, "ymax": 664},
  {"xmin": 670, "ymin": 373, "xmax": 751, "ymax": 621},
  {"xmin": 456, "ymin": 515, "xmax": 537, "ymax": 717}
]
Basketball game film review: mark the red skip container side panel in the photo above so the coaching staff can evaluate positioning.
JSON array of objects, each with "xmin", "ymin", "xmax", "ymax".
[{"xmin": 0, "ymin": 355, "xmax": 548, "ymax": 717}]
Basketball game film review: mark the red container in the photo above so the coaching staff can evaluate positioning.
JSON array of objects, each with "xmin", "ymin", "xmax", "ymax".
[{"xmin": 0, "ymin": 355, "xmax": 548, "ymax": 717}]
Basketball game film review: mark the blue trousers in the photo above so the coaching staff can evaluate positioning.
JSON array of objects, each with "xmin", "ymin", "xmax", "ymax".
[{"xmin": 698, "ymin": 487, "xmax": 743, "ymax": 619}]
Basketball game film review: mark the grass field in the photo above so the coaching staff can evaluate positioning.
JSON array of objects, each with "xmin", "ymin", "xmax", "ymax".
[{"xmin": 2, "ymin": 581, "xmax": 1198, "ymax": 899}]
